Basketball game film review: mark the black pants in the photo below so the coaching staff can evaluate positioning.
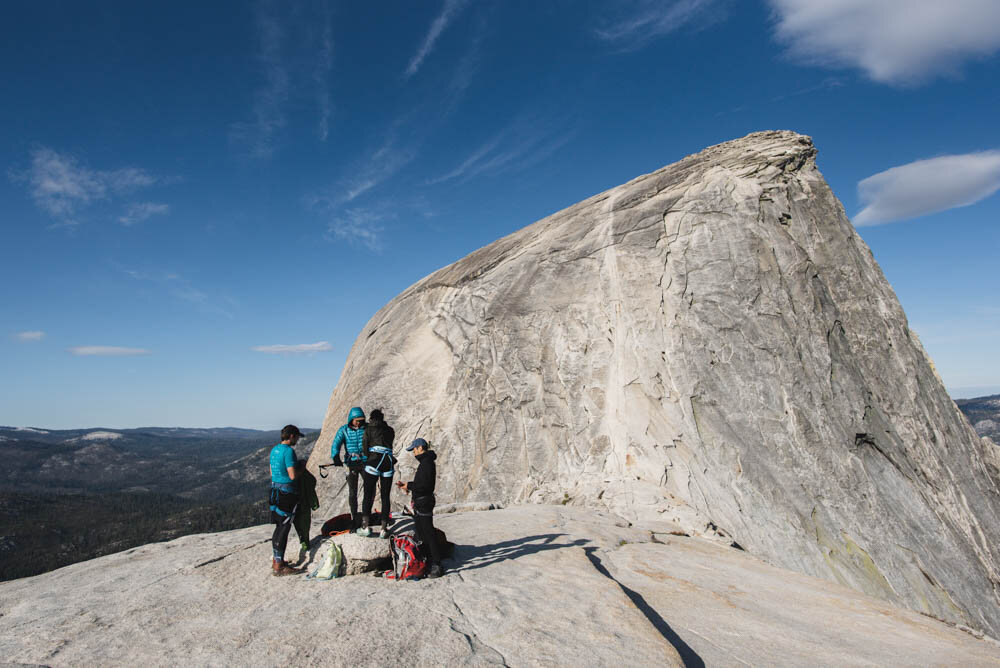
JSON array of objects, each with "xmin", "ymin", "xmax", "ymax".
[
  {"xmin": 270, "ymin": 489, "xmax": 298, "ymax": 561},
  {"xmin": 361, "ymin": 471, "xmax": 393, "ymax": 529},
  {"xmin": 414, "ymin": 512, "xmax": 443, "ymax": 565},
  {"xmin": 346, "ymin": 466, "xmax": 363, "ymax": 521},
  {"xmin": 293, "ymin": 508, "xmax": 310, "ymax": 545}
]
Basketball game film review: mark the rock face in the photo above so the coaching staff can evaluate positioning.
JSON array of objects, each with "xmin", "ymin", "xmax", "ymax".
[
  {"xmin": 309, "ymin": 131, "xmax": 1000, "ymax": 636},
  {"xmin": 3, "ymin": 507, "xmax": 999, "ymax": 666}
]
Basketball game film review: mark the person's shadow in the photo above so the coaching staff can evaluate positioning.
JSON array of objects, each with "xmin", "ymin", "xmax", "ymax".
[
  {"xmin": 308, "ymin": 516, "xmax": 704, "ymax": 667},
  {"xmin": 445, "ymin": 534, "xmax": 704, "ymax": 667},
  {"xmin": 447, "ymin": 533, "xmax": 589, "ymax": 573}
]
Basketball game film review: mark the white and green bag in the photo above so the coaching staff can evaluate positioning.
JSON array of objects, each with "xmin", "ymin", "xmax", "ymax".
[{"xmin": 307, "ymin": 542, "xmax": 343, "ymax": 580}]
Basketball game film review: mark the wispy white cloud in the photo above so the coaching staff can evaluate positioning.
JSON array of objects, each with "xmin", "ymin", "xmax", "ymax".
[
  {"xmin": 324, "ymin": 208, "xmax": 386, "ymax": 252},
  {"xmin": 315, "ymin": 6, "xmax": 334, "ymax": 141},
  {"xmin": 769, "ymin": 0, "xmax": 1000, "ymax": 85},
  {"xmin": 595, "ymin": 0, "xmax": 721, "ymax": 50},
  {"xmin": 14, "ymin": 147, "xmax": 161, "ymax": 226},
  {"xmin": 430, "ymin": 114, "xmax": 577, "ymax": 185},
  {"xmin": 252, "ymin": 341, "xmax": 333, "ymax": 354},
  {"xmin": 231, "ymin": 1, "xmax": 289, "ymax": 159},
  {"xmin": 715, "ymin": 77, "xmax": 845, "ymax": 117},
  {"xmin": 105, "ymin": 168, "xmax": 157, "ymax": 191},
  {"xmin": 121, "ymin": 268, "xmax": 235, "ymax": 318},
  {"xmin": 15, "ymin": 331, "xmax": 45, "ymax": 342},
  {"xmin": 436, "ymin": 10, "xmax": 489, "ymax": 117},
  {"xmin": 428, "ymin": 136, "xmax": 504, "ymax": 185},
  {"xmin": 854, "ymin": 150, "xmax": 1000, "ymax": 226},
  {"xmin": 69, "ymin": 346, "xmax": 151, "ymax": 356},
  {"xmin": 119, "ymin": 202, "xmax": 169, "ymax": 226},
  {"xmin": 341, "ymin": 126, "xmax": 419, "ymax": 203},
  {"xmin": 405, "ymin": 0, "xmax": 468, "ymax": 77}
]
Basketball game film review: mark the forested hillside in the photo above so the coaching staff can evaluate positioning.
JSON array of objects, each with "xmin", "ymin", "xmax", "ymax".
[
  {"xmin": 0, "ymin": 427, "xmax": 318, "ymax": 580},
  {"xmin": 955, "ymin": 394, "xmax": 1000, "ymax": 442}
]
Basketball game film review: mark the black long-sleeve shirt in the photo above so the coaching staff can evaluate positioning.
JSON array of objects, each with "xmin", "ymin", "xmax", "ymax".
[{"xmin": 408, "ymin": 450, "xmax": 437, "ymax": 513}]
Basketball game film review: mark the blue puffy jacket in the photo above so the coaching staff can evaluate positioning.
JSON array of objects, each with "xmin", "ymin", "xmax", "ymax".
[{"xmin": 331, "ymin": 407, "xmax": 366, "ymax": 465}]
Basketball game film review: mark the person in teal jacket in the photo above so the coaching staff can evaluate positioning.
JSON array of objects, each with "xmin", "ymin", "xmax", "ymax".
[
  {"xmin": 330, "ymin": 407, "xmax": 366, "ymax": 529},
  {"xmin": 269, "ymin": 424, "xmax": 304, "ymax": 576}
]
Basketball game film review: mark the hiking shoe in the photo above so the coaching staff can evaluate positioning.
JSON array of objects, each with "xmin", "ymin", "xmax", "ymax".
[
  {"xmin": 427, "ymin": 564, "xmax": 444, "ymax": 579},
  {"xmin": 356, "ymin": 527, "xmax": 371, "ymax": 537},
  {"xmin": 379, "ymin": 528, "xmax": 390, "ymax": 539},
  {"xmin": 272, "ymin": 560, "xmax": 302, "ymax": 577}
]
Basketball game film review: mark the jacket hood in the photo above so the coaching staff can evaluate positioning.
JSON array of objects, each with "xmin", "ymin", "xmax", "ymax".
[{"xmin": 348, "ymin": 407, "xmax": 365, "ymax": 421}]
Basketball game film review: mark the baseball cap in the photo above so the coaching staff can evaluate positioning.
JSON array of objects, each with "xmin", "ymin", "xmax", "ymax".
[{"xmin": 406, "ymin": 437, "xmax": 428, "ymax": 451}]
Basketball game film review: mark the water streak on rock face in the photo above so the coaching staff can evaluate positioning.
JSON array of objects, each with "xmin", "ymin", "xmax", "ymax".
[{"xmin": 309, "ymin": 131, "xmax": 1000, "ymax": 635}]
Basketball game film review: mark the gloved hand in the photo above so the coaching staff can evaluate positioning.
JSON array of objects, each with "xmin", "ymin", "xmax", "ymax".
[{"xmin": 332, "ymin": 456, "xmax": 343, "ymax": 467}]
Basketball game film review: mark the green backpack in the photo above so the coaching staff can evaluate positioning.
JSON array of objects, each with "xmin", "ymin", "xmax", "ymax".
[{"xmin": 307, "ymin": 541, "xmax": 343, "ymax": 580}]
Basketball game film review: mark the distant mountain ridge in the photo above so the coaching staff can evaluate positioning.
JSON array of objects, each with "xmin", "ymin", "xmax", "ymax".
[
  {"xmin": 955, "ymin": 394, "xmax": 1000, "ymax": 443},
  {"xmin": 0, "ymin": 426, "xmax": 318, "ymax": 580},
  {"xmin": 0, "ymin": 426, "xmax": 317, "ymax": 497},
  {"xmin": 0, "ymin": 425, "xmax": 311, "ymax": 443}
]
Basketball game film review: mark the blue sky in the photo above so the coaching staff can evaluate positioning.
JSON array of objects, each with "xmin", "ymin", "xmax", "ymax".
[{"xmin": 2, "ymin": 0, "xmax": 999, "ymax": 429}]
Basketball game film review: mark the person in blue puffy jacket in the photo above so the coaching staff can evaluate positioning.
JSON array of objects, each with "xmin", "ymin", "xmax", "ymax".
[{"xmin": 330, "ymin": 407, "xmax": 366, "ymax": 528}]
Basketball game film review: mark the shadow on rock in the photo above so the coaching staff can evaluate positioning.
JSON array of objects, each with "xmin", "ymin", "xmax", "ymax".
[
  {"xmin": 449, "ymin": 534, "xmax": 589, "ymax": 573},
  {"xmin": 584, "ymin": 546, "xmax": 704, "ymax": 668}
]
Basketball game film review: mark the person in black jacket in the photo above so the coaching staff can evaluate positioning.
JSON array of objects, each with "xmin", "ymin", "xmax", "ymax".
[
  {"xmin": 358, "ymin": 408, "xmax": 396, "ymax": 538},
  {"xmin": 292, "ymin": 461, "xmax": 319, "ymax": 564},
  {"xmin": 399, "ymin": 437, "xmax": 443, "ymax": 578}
]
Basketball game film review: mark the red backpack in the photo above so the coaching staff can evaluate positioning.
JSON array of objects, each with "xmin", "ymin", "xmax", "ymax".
[{"xmin": 384, "ymin": 534, "xmax": 427, "ymax": 580}]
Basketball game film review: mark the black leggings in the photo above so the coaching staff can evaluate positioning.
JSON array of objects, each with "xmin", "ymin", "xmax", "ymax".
[
  {"xmin": 272, "ymin": 514, "xmax": 294, "ymax": 561},
  {"xmin": 269, "ymin": 488, "xmax": 299, "ymax": 561},
  {"xmin": 270, "ymin": 488, "xmax": 299, "ymax": 561},
  {"xmin": 414, "ymin": 512, "xmax": 443, "ymax": 565},
  {"xmin": 293, "ymin": 508, "xmax": 310, "ymax": 545},
  {"xmin": 362, "ymin": 471, "xmax": 393, "ymax": 528},
  {"xmin": 346, "ymin": 466, "xmax": 362, "ymax": 519}
]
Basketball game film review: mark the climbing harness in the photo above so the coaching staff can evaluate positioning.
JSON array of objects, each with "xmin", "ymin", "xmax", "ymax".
[{"xmin": 365, "ymin": 445, "xmax": 395, "ymax": 477}]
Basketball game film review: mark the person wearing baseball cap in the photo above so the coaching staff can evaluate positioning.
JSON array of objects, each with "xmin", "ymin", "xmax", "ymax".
[
  {"xmin": 398, "ymin": 437, "xmax": 444, "ymax": 578},
  {"xmin": 268, "ymin": 424, "xmax": 305, "ymax": 576}
]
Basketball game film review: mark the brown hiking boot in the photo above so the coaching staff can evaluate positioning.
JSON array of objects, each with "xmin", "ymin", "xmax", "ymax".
[{"xmin": 272, "ymin": 559, "xmax": 302, "ymax": 577}]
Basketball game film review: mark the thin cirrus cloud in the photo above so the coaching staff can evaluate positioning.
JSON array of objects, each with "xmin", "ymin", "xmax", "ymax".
[
  {"xmin": 769, "ymin": 0, "xmax": 1000, "ymax": 85},
  {"xmin": 119, "ymin": 202, "xmax": 169, "ymax": 226},
  {"xmin": 338, "ymin": 115, "xmax": 420, "ymax": 204},
  {"xmin": 430, "ymin": 113, "xmax": 577, "ymax": 185},
  {"xmin": 854, "ymin": 150, "xmax": 1000, "ymax": 226},
  {"xmin": 405, "ymin": 0, "xmax": 468, "ymax": 77},
  {"xmin": 594, "ymin": 0, "xmax": 721, "ymax": 50},
  {"xmin": 252, "ymin": 341, "xmax": 333, "ymax": 354},
  {"xmin": 230, "ymin": 3, "xmax": 289, "ymax": 159},
  {"xmin": 232, "ymin": 2, "xmax": 335, "ymax": 155},
  {"xmin": 69, "ymin": 346, "xmax": 151, "ymax": 356},
  {"xmin": 324, "ymin": 208, "xmax": 387, "ymax": 252},
  {"xmin": 15, "ymin": 147, "xmax": 160, "ymax": 226},
  {"xmin": 15, "ymin": 331, "xmax": 46, "ymax": 342},
  {"xmin": 315, "ymin": 5, "xmax": 334, "ymax": 142}
]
